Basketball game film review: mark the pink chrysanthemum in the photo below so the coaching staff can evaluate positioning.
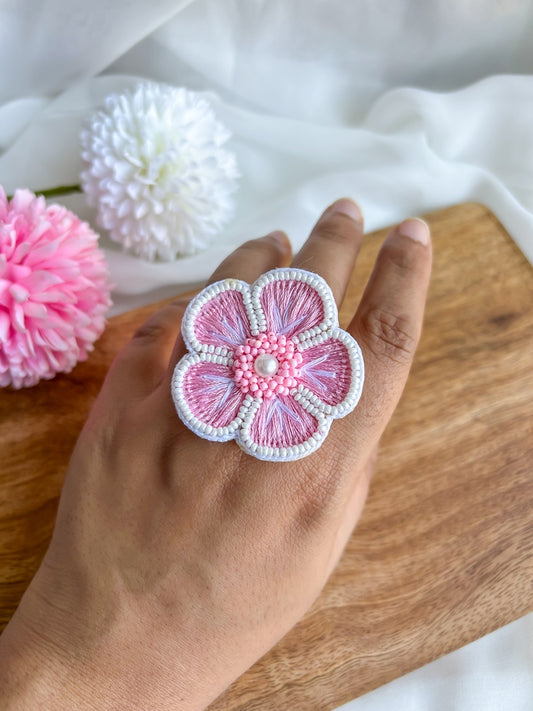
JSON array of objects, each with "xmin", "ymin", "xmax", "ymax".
[
  {"xmin": 0, "ymin": 188, "xmax": 112, "ymax": 388},
  {"xmin": 171, "ymin": 268, "xmax": 364, "ymax": 462}
]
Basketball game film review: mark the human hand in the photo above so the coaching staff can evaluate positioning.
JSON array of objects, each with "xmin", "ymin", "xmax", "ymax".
[{"xmin": 0, "ymin": 199, "xmax": 432, "ymax": 710}]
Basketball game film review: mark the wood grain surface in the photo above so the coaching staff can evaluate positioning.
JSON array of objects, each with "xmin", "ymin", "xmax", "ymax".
[{"xmin": 1, "ymin": 203, "xmax": 532, "ymax": 709}]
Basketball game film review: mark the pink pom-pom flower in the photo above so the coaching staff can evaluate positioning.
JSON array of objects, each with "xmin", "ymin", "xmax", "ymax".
[
  {"xmin": 0, "ymin": 188, "xmax": 112, "ymax": 388},
  {"xmin": 171, "ymin": 268, "xmax": 365, "ymax": 461}
]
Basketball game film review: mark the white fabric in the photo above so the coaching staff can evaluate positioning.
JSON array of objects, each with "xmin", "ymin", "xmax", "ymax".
[
  {"xmin": 0, "ymin": 1, "xmax": 531, "ymax": 708},
  {"xmin": 339, "ymin": 614, "xmax": 533, "ymax": 711}
]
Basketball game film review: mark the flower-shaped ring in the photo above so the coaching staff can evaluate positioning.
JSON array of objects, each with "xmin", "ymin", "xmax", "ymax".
[{"xmin": 171, "ymin": 268, "xmax": 364, "ymax": 461}]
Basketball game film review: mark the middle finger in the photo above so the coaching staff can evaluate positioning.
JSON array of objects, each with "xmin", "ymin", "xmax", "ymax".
[
  {"xmin": 207, "ymin": 230, "xmax": 292, "ymax": 285},
  {"xmin": 292, "ymin": 198, "xmax": 364, "ymax": 306}
]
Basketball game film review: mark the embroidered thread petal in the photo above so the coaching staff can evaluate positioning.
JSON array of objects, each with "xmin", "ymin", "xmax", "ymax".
[
  {"xmin": 262, "ymin": 279, "xmax": 323, "ymax": 336},
  {"xmin": 245, "ymin": 394, "xmax": 325, "ymax": 449},
  {"xmin": 296, "ymin": 328, "xmax": 365, "ymax": 418},
  {"xmin": 181, "ymin": 359, "xmax": 245, "ymax": 429},
  {"xmin": 184, "ymin": 281, "xmax": 255, "ymax": 352},
  {"xmin": 299, "ymin": 338, "xmax": 351, "ymax": 405}
]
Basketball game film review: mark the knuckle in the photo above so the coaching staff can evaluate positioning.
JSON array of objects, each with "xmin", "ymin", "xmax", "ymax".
[
  {"xmin": 290, "ymin": 454, "xmax": 346, "ymax": 534},
  {"xmin": 169, "ymin": 297, "xmax": 191, "ymax": 311},
  {"xmin": 131, "ymin": 302, "xmax": 185, "ymax": 343},
  {"xmin": 241, "ymin": 235, "xmax": 282, "ymax": 258},
  {"xmin": 361, "ymin": 307, "xmax": 418, "ymax": 364},
  {"xmin": 132, "ymin": 321, "xmax": 168, "ymax": 342},
  {"xmin": 381, "ymin": 239, "xmax": 425, "ymax": 274},
  {"xmin": 315, "ymin": 216, "xmax": 356, "ymax": 247},
  {"xmin": 239, "ymin": 238, "xmax": 262, "ymax": 252}
]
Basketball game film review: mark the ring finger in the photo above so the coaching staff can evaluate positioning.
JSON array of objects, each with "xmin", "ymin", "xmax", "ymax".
[{"xmin": 207, "ymin": 230, "xmax": 292, "ymax": 286}]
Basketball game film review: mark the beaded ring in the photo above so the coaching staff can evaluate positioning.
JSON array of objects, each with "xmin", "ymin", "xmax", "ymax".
[{"xmin": 171, "ymin": 268, "xmax": 364, "ymax": 462}]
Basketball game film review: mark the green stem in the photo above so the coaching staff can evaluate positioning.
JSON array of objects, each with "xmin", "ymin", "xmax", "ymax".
[{"xmin": 7, "ymin": 184, "xmax": 82, "ymax": 200}]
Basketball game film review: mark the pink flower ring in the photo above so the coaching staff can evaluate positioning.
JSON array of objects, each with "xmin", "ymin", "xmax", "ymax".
[{"xmin": 171, "ymin": 268, "xmax": 364, "ymax": 462}]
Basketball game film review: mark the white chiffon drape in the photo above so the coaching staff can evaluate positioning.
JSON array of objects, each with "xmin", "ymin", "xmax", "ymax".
[{"xmin": 0, "ymin": 1, "xmax": 531, "ymax": 709}]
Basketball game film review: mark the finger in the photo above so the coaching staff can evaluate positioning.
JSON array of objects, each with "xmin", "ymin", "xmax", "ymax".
[
  {"xmin": 103, "ymin": 298, "xmax": 190, "ymax": 401},
  {"xmin": 207, "ymin": 230, "xmax": 292, "ymax": 285},
  {"xmin": 292, "ymin": 198, "xmax": 364, "ymax": 305},
  {"xmin": 349, "ymin": 217, "xmax": 432, "ymax": 447}
]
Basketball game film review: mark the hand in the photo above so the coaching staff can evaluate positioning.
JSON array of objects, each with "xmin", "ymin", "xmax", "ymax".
[{"xmin": 0, "ymin": 199, "xmax": 432, "ymax": 710}]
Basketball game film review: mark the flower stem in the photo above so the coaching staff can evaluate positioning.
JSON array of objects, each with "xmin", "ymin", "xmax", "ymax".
[{"xmin": 7, "ymin": 185, "xmax": 82, "ymax": 200}]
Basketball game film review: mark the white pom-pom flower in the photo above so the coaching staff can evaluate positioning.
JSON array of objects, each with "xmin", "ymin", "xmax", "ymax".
[{"xmin": 80, "ymin": 82, "xmax": 239, "ymax": 261}]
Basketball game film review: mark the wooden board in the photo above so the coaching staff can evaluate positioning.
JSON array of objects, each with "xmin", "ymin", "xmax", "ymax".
[{"xmin": 1, "ymin": 203, "xmax": 532, "ymax": 709}]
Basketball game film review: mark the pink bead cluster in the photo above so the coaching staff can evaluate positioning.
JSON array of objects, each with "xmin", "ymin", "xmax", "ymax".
[{"xmin": 233, "ymin": 331, "xmax": 302, "ymax": 399}]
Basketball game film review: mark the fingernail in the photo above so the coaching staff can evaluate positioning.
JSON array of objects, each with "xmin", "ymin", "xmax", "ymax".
[
  {"xmin": 327, "ymin": 198, "xmax": 363, "ymax": 224},
  {"xmin": 395, "ymin": 218, "xmax": 430, "ymax": 245}
]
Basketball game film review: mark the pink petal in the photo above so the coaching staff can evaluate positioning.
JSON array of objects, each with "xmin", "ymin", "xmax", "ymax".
[
  {"xmin": 0, "ymin": 279, "xmax": 10, "ymax": 305},
  {"xmin": 9, "ymin": 189, "xmax": 35, "ymax": 214},
  {"xmin": 39, "ymin": 329, "xmax": 71, "ymax": 351},
  {"xmin": 299, "ymin": 338, "xmax": 352, "ymax": 406},
  {"xmin": 22, "ymin": 301, "xmax": 48, "ymax": 320},
  {"xmin": 184, "ymin": 281, "xmax": 253, "ymax": 352},
  {"xmin": 9, "ymin": 283, "xmax": 29, "ymax": 303},
  {"xmin": 32, "ymin": 288, "xmax": 77, "ymax": 304},
  {"xmin": 8, "ymin": 264, "xmax": 32, "ymax": 282},
  {"xmin": 22, "ymin": 270, "xmax": 64, "ymax": 292},
  {"xmin": 0, "ymin": 310, "xmax": 9, "ymax": 342},
  {"xmin": 23, "ymin": 240, "xmax": 59, "ymax": 266},
  {"xmin": 297, "ymin": 329, "xmax": 364, "ymax": 417},
  {"xmin": 17, "ymin": 330, "xmax": 35, "ymax": 358},
  {"xmin": 253, "ymin": 273, "xmax": 333, "ymax": 339},
  {"xmin": 12, "ymin": 302, "xmax": 25, "ymax": 332},
  {"xmin": 12, "ymin": 241, "xmax": 32, "ymax": 263},
  {"xmin": 40, "ymin": 258, "xmax": 81, "ymax": 278},
  {"xmin": 177, "ymin": 357, "xmax": 245, "ymax": 431},
  {"xmin": 243, "ymin": 394, "xmax": 328, "ymax": 452}
]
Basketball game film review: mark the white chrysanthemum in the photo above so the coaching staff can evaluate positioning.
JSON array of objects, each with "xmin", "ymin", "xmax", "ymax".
[{"xmin": 80, "ymin": 82, "xmax": 239, "ymax": 261}]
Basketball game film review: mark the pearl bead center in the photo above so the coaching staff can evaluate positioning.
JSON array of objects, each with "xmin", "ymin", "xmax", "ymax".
[{"xmin": 254, "ymin": 353, "xmax": 279, "ymax": 377}]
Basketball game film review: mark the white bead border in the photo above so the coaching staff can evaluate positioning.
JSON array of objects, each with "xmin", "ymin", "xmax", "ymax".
[
  {"xmin": 292, "ymin": 327, "xmax": 365, "ymax": 419},
  {"xmin": 250, "ymin": 268, "xmax": 338, "ymax": 335},
  {"xmin": 235, "ymin": 396, "xmax": 333, "ymax": 462},
  {"xmin": 181, "ymin": 278, "xmax": 258, "ymax": 355},
  {"xmin": 171, "ymin": 352, "xmax": 252, "ymax": 442}
]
